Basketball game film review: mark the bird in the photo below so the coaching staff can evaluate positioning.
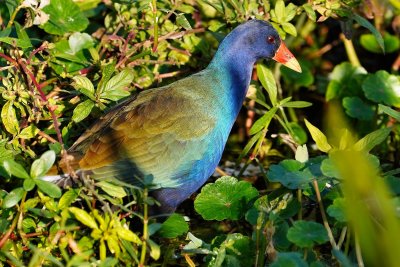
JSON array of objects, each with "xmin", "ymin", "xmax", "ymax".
[{"xmin": 45, "ymin": 20, "xmax": 301, "ymax": 213}]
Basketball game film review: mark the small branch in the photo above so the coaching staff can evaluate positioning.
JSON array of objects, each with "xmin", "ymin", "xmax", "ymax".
[
  {"xmin": 340, "ymin": 34, "xmax": 361, "ymax": 67},
  {"xmin": 139, "ymin": 188, "xmax": 149, "ymax": 267},
  {"xmin": 151, "ymin": 0, "xmax": 159, "ymax": 52},
  {"xmin": 312, "ymin": 179, "xmax": 338, "ymax": 249},
  {"xmin": 355, "ymin": 233, "xmax": 365, "ymax": 267}
]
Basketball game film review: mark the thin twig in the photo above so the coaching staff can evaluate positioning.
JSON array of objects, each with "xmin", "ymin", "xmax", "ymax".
[{"xmin": 312, "ymin": 179, "xmax": 338, "ymax": 249}]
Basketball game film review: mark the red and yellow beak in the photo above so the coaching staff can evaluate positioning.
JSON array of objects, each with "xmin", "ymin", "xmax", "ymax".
[{"xmin": 272, "ymin": 41, "xmax": 302, "ymax": 73}]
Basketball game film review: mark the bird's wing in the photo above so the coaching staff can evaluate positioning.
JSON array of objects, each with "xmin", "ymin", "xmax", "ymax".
[{"xmin": 68, "ymin": 75, "xmax": 219, "ymax": 188}]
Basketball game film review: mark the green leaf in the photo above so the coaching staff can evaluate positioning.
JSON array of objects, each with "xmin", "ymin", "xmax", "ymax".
[
  {"xmin": 2, "ymin": 160, "xmax": 30, "ymax": 179},
  {"xmin": 30, "ymin": 150, "xmax": 56, "ymax": 179},
  {"xmin": 282, "ymin": 22, "xmax": 297, "ymax": 36},
  {"xmin": 342, "ymin": 96, "xmax": 374, "ymax": 121},
  {"xmin": 360, "ymin": 33, "xmax": 399, "ymax": 54},
  {"xmin": 0, "ymin": 140, "xmax": 14, "ymax": 162},
  {"xmin": 249, "ymin": 107, "xmax": 278, "ymax": 135},
  {"xmin": 281, "ymin": 60, "xmax": 313, "ymax": 87},
  {"xmin": 23, "ymin": 178, "xmax": 36, "ymax": 191},
  {"xmin": 271, "ymin": 252, "xmax": 308, "ymax": 267},
  {"xmin": 332, "ymin": 249, "xmax": 354, "ymax": 267},
  {"xmin": 302, "ymin": 4, "xmax": 316, "ymax": 22},
  {"xmin": 116, "ymin": 227, "xmax": 142, "ymax": 244},
  {"xmin": 304, "ymin": 119, "xmax": 332, "ymax": 152},
  {"xmin": 326, "ymin": 62, "xmax": 367, "ymax": 101},
  {"xmin": 281, "ymin": 101, "xmax": 312, "ymax": 108},
  {"xmin": 353, "ymin": 127, "xmax": 391, "ymax": 153},
  {"xmin": 237, "ymin": 131, "xmax": 263, "ymax": 162},
  {"xmin": 158, "ymin": 213, "xmax": 189, "ymax": 238},
  {"xmin": 1, "ymin": 101, "xmax": 19, "ymax": 135},
  {"xmin": 35, "ymin": 179, "xmax": 62, "ymax": 198},
  {"xmin": 287, "ymin": 220, "xmax": 329, "ymax": 248},
  {"xmin": 69, "ymin": 207, "xmax": 99, "ymax": 229},
  {"xmin": 68, "ymin": 32, "xmax": 93, "ymax": 54},
  {"xmin": 257, "ymin": 63, "xmax": 277, "ymax": 105},
  {"xmin": 267, "ymin": 160, "xmax": 314, "ymax": 189},
  {"xmin": 289, "ymin": 122, "xmax": 308, "ymax": 145},
  {"xmin": 58, "ymin": 189, "xmax": 80, "ymax": 210},
  {"xmin": 96, "ymin": 181, "xmax": 127, "ymax": 198},
  {"xmin": 274, "ymin": 0, "xmax": 286, "ymax": 22},
  {"xmin": 18, "ymin": 125, "xmax": 40, "ymax": 139},
  {"xmin": 176, "ymin": 13, "xmax": 192, "ymax": 30},
  {"xmin": 327, "ymin": 198, "xmax": 347, "ymax": 222},
  {"xmin": 72, "ymin": 99, "xmax": 95, "ymax": 123},
  {"xmin": 379, "ymin": 104, "xmax": 400, "ymax": 121},
  {"xmin": 0, "ymin": 37, "xmax": 32, "ymax": 48},
  {"xmin": 72, "ymin": 75, "xmax": 95, "ymax": 98},
  {"xmin": 100, "ymin": 68, "xmax": 134, "ymax": 101},
  {"xmin": 148, "ymin": 239, "xmax": 160, "ymax": 260},
  {"xmin": 194, "ymin": 176, "xmax": 259, "ymax": 220},
  {"xmin": 320, "ymin": 158, "xmax": 340, "ymax": 178},
  {"xmin": 41, "ymin": 0, "xmax": 89, "ymax": 35},
  {"xmin": 352, "ymin": 14, "xmax": 384, "ymax": 53},
  {"xmin": 3, "ymin": 187, "xmax": 25, "ymax": 209},
  {"xmin": 362, "ymin": 70, "xmax": 400, "ymax": 107}
]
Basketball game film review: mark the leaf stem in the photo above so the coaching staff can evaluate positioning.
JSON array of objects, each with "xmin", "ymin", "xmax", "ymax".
[
  {"xmin": 151, "ymin": 0, "xmax": 159, "ymax": 52},
  {"xmin": 312, "ymin": 180, "xmax": 337, "ymax": 249},
  {"xmin": 341, "ymin": 34, "xmax": 361, "ymax": 67},
  {"xmin": 139, "ymin": 188, "xmax": 149, "ymax": 266}
]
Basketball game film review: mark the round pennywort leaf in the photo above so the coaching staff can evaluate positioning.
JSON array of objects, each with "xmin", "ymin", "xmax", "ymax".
[
  {"xmin": 194, "ymin": 176, "xmax": 259, "ymax": 220},
  {"xmin": 362, "ymin": 70, "xmax": 400, "ymax": 107},
  {"xmin": 287, "ymin": 220, "xmax": 329, "ymax": 248}
]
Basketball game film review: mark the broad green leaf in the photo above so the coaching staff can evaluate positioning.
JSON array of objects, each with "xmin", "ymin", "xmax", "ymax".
[
  {"xmin": 287, "ymin": 220, "xmax": 329, "ymax": 248},
  {"xmin": 302, "ymin": 4, "xmax": 316, "ymax": 21},
  {"xmin": 69, "ymin": 207, "xmax": 99, "ymax": 229},
  {"xmin": 176, "ymin": 13, "xmax": 192, "ymax": 30},
  {"xmin": 212, "ymin": 234, "xmax": 255, "ymax": 267},
  {"xmin": 326, "ymin": 62, "xmax": 367, "ymax": 101},
  {"xmin": 353, "ymin": 127, "xmax": 391, "ymax": 153},
  {"xmin": 100, "ymin": 68, "xmax": 134, "ymax": 101},
  {"xmin": 157, "ymin": 213, "xmax": 189, "ymax": 238},
  {"xmin": 282, "ymin": 22, "xmax": 297, "ymax": 36},
  {"xmin": 304, "ymin": 119, "xmax": 332, "ymax": 152},
  {"xmin": 22, "ymin": 217, "xmax": 36, "ymax": 233},
  {"xmin": 271, "ymin": 252, "xmax": 307, "ymax": 267},
  {"xmin": 72, "ymin": 99, "xmax": 95, "ymax": 123},
  {"xmin": 1, "ymin": 101, "xmax": 19, "ymax": 135},
  {"xmin": 320, "ymin": 158, "xmax": 340, "ymax": 178},
  {"xmin": 68, "ymin": 32, "xmax": 93, "ymax": 54},
  {"xmin": 116, "ymin": 227, "xmax": 142, "ymax": 244},
  {"xmin": 267, "ymin": 160, "xmax": 314, "ymax": 189},
  {"xmin": 194, "ymin": 176, "xmax": 259, "ymax": 220},
  {"xmin": 96, "ymin": 181, "xmax": 127, "ymax": 198},
  {"xmin": 0, "ymin": 140, "xmax": 13, "ymax": 162},
  {"xmin": 0, "ymin": 37, "xmax": 32, "ymax": 48},
  {"xmin": 35, "ymin": 179, "xmax": 62, "ymax": 198},
  {"xmin": 274, "ymin": 0, "xmax": 286, "ymax": 22},
  {"xmin": 289, "ymin": 122, "xmax": 308, "ymax": 145},
  {"xmin": 342, "ymin": 96, "xmax": 374, "ymax": 121},
  {"xmin": 257, "ymin": 63, "xmax": 277, "ymax": 105},
  {"xmin": 58, "ymin": 189, "xmax": 80, "ymax": 210},
  {"xmin": 23, "ymin": 178, "xmax": 36, "ymax": 191},
  {"xmin": 30, "ymin": 150, "xmax": 56, "ymax": 179},
  {"xmin": 41, "ymin": 0, "xmax": 89, "ymax": 35},
  {"xmin": 3, "ymin": 187, "xmax": 25, "ymax": 208},
  {"xmin": 353, "ymin": 14, "xmax": 384, "ymax": 53},
  {"xmin": 18, "ymin": 125, "xmax": 40, "ymax": 139},
  {"xmin": 249, "ymin": 107, "xmax": 278, "ymax": 135},
  {"xmin": 379, "ymin": 104, "xmax": 400, "ymax": 121},
  {"xmin": 2, "ymin": 159, "xmax": 30, "ymax": 179},
  {"xmin": 72, "ymin": 75, "xmax": 95, "ymax": 97},
  {"xmin": 362, "ymin": 70, "xmax": 400, "ymax": 107},
  {"xmin": 327, "ymin": 198, "xmax": 347, "ymax": 222},
  {"xmin": 360, "ymin": 33, "xmax": 399, "ymax": 54}
]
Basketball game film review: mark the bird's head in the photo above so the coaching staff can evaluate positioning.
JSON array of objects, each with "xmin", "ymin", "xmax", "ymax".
[{"xmin": 216, "ymin": 20, "xmax": 302, "ymax": 73}]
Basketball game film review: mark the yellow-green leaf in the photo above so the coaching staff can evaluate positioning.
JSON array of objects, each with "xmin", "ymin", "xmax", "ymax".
[
  {"xmin": 69, "ymin": 207, "xmax": 99, "ymax": 229},
  {"xmin": 304, "ymin": 119, "xmax": 332, "ymax": 152},
  {"xmin": 1, "ymin": 101, "xmax": 19, "ymax": 135}
]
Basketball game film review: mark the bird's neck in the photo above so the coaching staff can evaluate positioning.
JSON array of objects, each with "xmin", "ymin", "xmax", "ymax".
[{"xmin": 208, "ymin": 47, "xmax": 255, "ymax": 117}]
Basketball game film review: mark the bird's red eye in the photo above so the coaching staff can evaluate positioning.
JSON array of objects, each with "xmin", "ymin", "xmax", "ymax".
[{"xmin": 267, "ymin": 36, "xmax": 275, "ymax": 44}]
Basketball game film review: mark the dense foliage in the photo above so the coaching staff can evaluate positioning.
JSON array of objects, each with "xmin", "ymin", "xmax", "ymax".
[{"xmin": 0, "ymin": 0, "xmax": 399, "ymax": 266}]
